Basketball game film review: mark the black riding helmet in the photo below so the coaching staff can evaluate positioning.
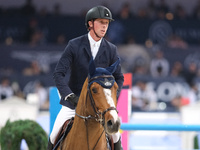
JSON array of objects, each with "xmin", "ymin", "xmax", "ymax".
[{"xmin": 85, "ymin": 6, "xmax": 114, "ymax": 29}]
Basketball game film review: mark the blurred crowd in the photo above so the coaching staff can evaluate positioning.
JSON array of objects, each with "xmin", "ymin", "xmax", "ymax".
[
  {"xmin": 0, "ymin": 0, "xmax": 200, "ymax": 45},
  {"xmin": 1, "ymin": 0, "xmax": 200, "ymax": 19},
  {"xmin": 0, "ymin": 0, "xmax": 62, "ymax": 17},
  {"xmin": 1, "ymin": 45, "xmax": 200, "ymax": 112},
  {"xmin": 0, "ymin": 76, "xmax": 49, "ymax": 110},
  {"xmin": 115, "ymin": 0, "xmax": 200, "ymax": 20},
  {"xmin": 130, "ymin": 47, "xmax": 200, "ymax": 112},
  {"xmin": 1, "ymin": 0, "xmax": 200, "ymax": 112}
]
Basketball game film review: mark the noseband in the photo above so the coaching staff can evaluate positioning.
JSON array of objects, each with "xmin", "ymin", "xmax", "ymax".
[{"xmin": 75, "ymin": 75, "xmax": 118, "ymax": 125}]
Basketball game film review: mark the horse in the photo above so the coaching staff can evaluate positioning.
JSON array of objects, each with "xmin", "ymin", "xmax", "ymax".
[{"xmin": 57, "ymin": 59, "xmax": 121, "ymax": 150}]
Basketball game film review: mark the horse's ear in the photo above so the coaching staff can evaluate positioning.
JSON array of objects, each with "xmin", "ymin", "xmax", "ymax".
[
  {"xmin": 89, "ymin": 58, "xmax": 96, "ymax": 77},
  {"xmin": 106, "ymin": 58, "xmax": 120, "ymax": 74}
]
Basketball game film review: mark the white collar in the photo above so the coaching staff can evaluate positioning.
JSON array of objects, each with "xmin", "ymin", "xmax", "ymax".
[{"xmin": 88, "ymin": 33, "xmax": 102, "ymax": 48}]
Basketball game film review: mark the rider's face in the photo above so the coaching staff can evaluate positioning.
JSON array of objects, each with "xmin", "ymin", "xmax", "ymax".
[
  {"xmin": 93, "ymin": 18, "xmax": 109, "ymax": 38},
  {"xmin": 89, "ymin": 18, "xmax": 109, "ymax": 41}
]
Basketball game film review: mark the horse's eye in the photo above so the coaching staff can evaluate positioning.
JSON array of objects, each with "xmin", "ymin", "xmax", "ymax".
[{"xmin": 92, "ymin": 88, "xmax": 98, "ymax": 93}]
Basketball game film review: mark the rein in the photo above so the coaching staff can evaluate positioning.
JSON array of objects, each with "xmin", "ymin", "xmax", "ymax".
[
  {"xmin": 88, "ymin": 75, "xmax": 118, "ymax": 124},
  {"xmin": 75, "ymin": 75, "xmax": 118, "ymax": 150}
]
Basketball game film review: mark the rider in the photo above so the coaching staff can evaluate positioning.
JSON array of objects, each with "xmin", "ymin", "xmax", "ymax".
[{"xmin": 48, "ymin": 6, "xmax": 124, "ymax": 150}]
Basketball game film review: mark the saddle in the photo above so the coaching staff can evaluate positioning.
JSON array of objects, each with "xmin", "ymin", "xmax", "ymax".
[
  {"xmin": 53, "ymin": 117, "xmax": 114, "ymax": 150},
  {"xmin": 53, "ymin": 118, "xmax": 74, "ymax": 149}
]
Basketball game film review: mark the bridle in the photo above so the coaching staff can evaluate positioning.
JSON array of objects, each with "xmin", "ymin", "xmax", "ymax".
[
  {"xmin": 75, "ymin": 74, "xmax": 118, "ymax": 150},
  {"xmin": 76, "ymin": 74, "xmax": 118, "ymax": 125}
]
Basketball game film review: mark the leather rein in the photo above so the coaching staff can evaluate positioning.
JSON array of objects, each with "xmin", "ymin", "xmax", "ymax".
[{"xmin": 75, "ymin": 75, "xmax": 118, "ymax": 150}]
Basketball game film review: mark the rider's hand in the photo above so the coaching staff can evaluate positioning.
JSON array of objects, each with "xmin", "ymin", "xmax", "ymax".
[{"xmin": 65, "ymin": 93, "xmax": 79, "ymax": 107}]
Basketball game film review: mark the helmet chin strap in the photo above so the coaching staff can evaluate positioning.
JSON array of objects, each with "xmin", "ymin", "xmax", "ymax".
[
  {"xmin": 94, "ymin": 29, "xmax": 101, "ymax": 39},
  {"xmin": 91, "ymin": 21, "xmax": 101, "ymax": 40}
]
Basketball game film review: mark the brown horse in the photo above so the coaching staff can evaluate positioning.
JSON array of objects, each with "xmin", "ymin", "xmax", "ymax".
[{"xmin": 58, "ymin": 59, "xmax": 121, "ymax": 150}]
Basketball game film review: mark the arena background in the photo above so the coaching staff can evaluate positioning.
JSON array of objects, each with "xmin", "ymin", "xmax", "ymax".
[
  {"xmin": 0, "ymin": 0, "xmax": 198, "ymax": 15},
  {"xmin": 0, "ymin": 0, "xmax": 200, "ymax": 150}
]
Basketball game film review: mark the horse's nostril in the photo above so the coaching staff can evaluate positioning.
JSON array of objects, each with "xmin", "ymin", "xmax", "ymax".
[
  {"xmin": 106, "ymin": 118, "xmax": 120, "ymax": 134},
  {"xmin": 107, "ymin": 120, "xmax": 113, "ymax": 127}
]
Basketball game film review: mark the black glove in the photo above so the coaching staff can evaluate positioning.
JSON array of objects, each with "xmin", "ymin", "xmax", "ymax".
[{"xmin": 66, "ymin": 93, "xmax": 79, "ymax": 107}]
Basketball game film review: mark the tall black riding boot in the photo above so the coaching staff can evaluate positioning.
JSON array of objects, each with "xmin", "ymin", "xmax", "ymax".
[
  {"xmin": 47, "ymin": 139, "xmax": 54, "ymax": 150},
  {"xmin": 114, "ymin": 137, "xmax": 123, "ymax": 150}
]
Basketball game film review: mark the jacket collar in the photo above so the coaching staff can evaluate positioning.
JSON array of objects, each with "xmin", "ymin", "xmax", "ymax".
[
  {"xmin": 82, "ymin": 34, "xmax": 92, "ymax": 57},
  {"xmin": 83, "ymin": 34, "xmax": 106, "ymax": 59},
  {"xmin": 88, "ymin": 33, "xmax": 102, "ymax": 48}
]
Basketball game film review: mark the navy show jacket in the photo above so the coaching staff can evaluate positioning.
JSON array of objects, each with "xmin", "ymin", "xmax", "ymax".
[{"xmin": 53, "ymin": 34, "xmax": 124, "ymax": 109}]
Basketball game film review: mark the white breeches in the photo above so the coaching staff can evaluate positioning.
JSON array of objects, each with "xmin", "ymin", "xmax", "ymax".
[
  {"xmin": 49, "ymin": 106, "xmax": 121, "ymax": 144},
  {"xmin": 50, "ymin": 106, "xmax": 75, "ymax": 144}
]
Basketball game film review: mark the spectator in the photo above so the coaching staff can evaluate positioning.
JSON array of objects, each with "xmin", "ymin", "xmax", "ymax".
[
  {"xmin": 11, "ymin": 81, "xmax": 24, "ymax": 98},
  {"xmin": 170, "ymin": 95, "xmax": 182, "ymax": 110},
  {"xmin": 132, "ymin": 64, "xmax": 147, "ymax": 75},
  {"xmin": 156, "ymin": 0, "xmax": 169, "ymax": 14},
  {"xmin": 132, "ymin": 80, "xmax": 157, "ymax": 111},
  {"xmin": 34, "ymin": 81, "xmax": 49, "ymax": 110},
  {"xmin": 137, "ymin": 8, "xmax": 148, "ymax": 19},
  {"xmin": 150, "ymin": 50, "xmax": 170, "ymax": 77},
  {"xmin": 56, "ymin": 34, "xmax": 66, "ymax": 45},
  {"xmin": 0, "ymin": 67, "xmax": 14, "ymax": 76},
  {"xmin": 23, "ymin": 18, "xmax": 46, "ymax": 46},
  {"xmin": 0, "ymin": 77, "xmax": 14, "ymax": 101},
  {"xmin": 131, "ymin": 56, "xmax": 149, "ymax": 75},
  {"xmin": 125, "ymin": 34, "xmax": 136, "ymax": 44},
  {"xmin": 29, "ymin": 29, "xmax": 46, "ymax": 46},
  {"xmin": 24, "ymin": 18, "xmax": 39, "ymax": 43},
  {"xmin": 20, "ymin": 0, "xmax": 36, "ymax": 16},
  {"xmin": 183, "ymin": 62, "xmax": 198, "ymax": 85},
  {"xmin": 156, "ymin": 9, "xmax": 166, "ymax": 19},
  {"xmin": 156, "ymin": 0, "xmax": 170, "ymax": 19},
  {"xmin": 173, "ymin": 4, "xmax": 187, "ymax": 20},
  {"xmin": 52, "ymin": 3, "xmax": 62, "ymax": 17},
  {"xmin": 146, "ymin": 0, "xmax": 157, "ymax": 19},
  {"xmin": 187, "ymin": 82, "xmax": 199, "ymax": 105},
  {"xmin": 116, "ymin": 2, "xmax": 133, "ymax": 20},
  {"xmin": 22, "ymin": 61, "xmax": 42, "ymax": 76},
  {"xmin": 167, "ymin": 34, "xmax": 188, "ymax": 49},
  {"xmin": 192, "ymin": 0, "xmax": 200, "ymax": 19},
  {"xmin": 38, "ymin": 6, "xmax": 49, "ymax": 18},
  {"xmin": 170, "ymin": 61, "xmax": 184, "ymax": 77}
]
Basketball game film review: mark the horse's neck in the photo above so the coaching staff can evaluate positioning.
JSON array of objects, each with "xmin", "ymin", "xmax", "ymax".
[
  {"xmin": 62, "ymin": 79, "xmax": 107, "ymax": 149},
  {"xmin": 72, "ymin": 93, "xmax": 105, "ymax": 142},
  {"xmin": 71, "ymin": 114, "xmax": 106, "ymax": 148},
  {"xmin": 75, "ymin": 96, "xmax": 103, "ymax": 133},
  {"xmin": 73, "ymin": 115, "xmax": 104, "ymax": 135}
]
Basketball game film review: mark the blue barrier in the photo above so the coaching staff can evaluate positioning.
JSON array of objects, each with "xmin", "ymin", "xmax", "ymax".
[
  {"xmin": 121, "ymin": 123, "xmax": 200, "ymax": 131},
  {"xmin": 49, "ymin": 87, "xmax": 62, "ymax": 133}
]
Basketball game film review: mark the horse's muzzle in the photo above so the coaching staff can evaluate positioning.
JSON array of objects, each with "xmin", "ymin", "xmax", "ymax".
[{"xmin": 105, "ymin": 117, "xmax": 121, "ymax": 134}]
